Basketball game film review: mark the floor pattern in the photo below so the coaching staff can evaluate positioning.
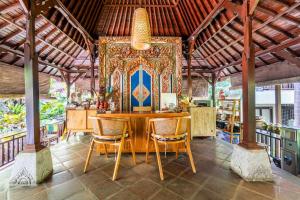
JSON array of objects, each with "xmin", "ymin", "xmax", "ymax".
[{"xmin": 0, "ymin": 134, "xmax": 300, "ymax": 200}]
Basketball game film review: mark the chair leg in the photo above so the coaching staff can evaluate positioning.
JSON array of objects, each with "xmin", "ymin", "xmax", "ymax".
[
  {"xmin": 145, "ymin": 131, "xmax": 150, "ymax": 163},
  {"xmin": 129, "ymin": 139, "xmax": 136, "ymax": 165},
  {"xmin": 112, "ymin": 138, "xmax": 124, "ymax": 181},
  {"xmin": 84, "ymin": 139, "xmax": 95, "ymax": 173},
  {"xmin": 154, "ymin": 139, "xmax": 164, "ymax": 181},
  {"xmin": 66, "ymin": 130, "xmax": 71, "ymax": 141},
  {"xmin": 104, "ymin": 144, "xmax": 108, "ymax": 158},
  {"xmin": 175, "ymin": 144, "xmax": 179, "ymax": 159},
  {"xmin": 186, "ymin": 141, "xmax": 196, "ymax": 174}
]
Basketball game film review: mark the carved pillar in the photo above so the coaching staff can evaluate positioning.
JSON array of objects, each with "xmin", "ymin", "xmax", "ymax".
[
  {"xmin": 9, "ymin": 0, "xmax": 53, "ymax": 185},
  {"xmin": 230, "ymin": 0, "xmax": 272, "ymax": 182},
  {"xmin": 211, "ymin": 72, "xmax": 217, "ymax": 107},
  {"xmin": 187, "ymin": 38, "xmax": 195, "ymax": 99},
  {"xmin": 240, "ymin": 1, "xmax": 257, "ymax": 149},
  {"xmin": 23, "ymin": 1, "xmax": 41, "ymax": 151}
]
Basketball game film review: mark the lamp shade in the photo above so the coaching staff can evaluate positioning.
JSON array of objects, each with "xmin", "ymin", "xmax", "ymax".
[{"xmin": 131, "ymin": 8, "xmax": 151, "ymax": 50}]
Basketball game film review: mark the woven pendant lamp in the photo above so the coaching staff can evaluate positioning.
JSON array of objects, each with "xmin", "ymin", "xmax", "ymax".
[{"xmin": 131, "ymin": 7, "xmax": 151, "ymax": 50}]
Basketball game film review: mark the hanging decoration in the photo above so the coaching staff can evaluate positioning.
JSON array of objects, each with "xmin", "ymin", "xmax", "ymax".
[{"xmin": 131, "ymin": 7, "xmax": 151, "ymax": 50}]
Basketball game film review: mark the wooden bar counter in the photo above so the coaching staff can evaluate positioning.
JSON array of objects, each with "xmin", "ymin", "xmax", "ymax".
[
  {"xmin": 96, "ymin": 111, "xmax": 190, "ymax": 153},
  {"xmin": 66, "ymin": 109, "xmax": 190, "ymax": 153}
]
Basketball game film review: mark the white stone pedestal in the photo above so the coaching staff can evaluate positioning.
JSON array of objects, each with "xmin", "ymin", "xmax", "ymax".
[
  {"xmin": 9, "ymin": 147, "xmax": 53, "ymax": 186},
  {"xmin": 230, "ymin": 144, "xmax": 273, "ymax": 181}
]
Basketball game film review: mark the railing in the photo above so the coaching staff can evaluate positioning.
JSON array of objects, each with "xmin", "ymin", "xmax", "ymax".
[
  {"xmin": 259, "ymin": 84, "xmax": 294, "ymax": 90},
  {"xmin": 0, "ymin": 120, "xmax": 65, "ymax": 169},
  {"xmin": 0, "ymin": 131, "xmax": 26, "ymax": 168},
  {"xmin": 256, "ymin": 129, "xmax": 281, "ymax": 159}
]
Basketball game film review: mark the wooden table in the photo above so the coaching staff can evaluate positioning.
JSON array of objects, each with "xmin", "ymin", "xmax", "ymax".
[{"xmin": 96, "ymin": 111, "xmax": 190, "ymax": 153}]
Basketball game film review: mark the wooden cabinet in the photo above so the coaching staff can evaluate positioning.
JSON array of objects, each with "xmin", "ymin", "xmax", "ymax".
[
  {"xmin": 66, "ymin": 109, "xmax": 97, "ymax": 132},
  {"xmin": 190, "ymin": 107, "xmax": 216, "ymax": 138}
]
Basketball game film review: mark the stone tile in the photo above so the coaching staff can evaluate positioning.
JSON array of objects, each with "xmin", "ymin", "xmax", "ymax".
[
  {"xmin": 115, "ymin": 171, "xmax": 141, "ymax": 187},
  {"xmin": 23, "ymin": 190, "xmax": 50, "ymax": 200},
  {"xmin": 101, "ymin": 162, "xmax": 133, "ymax": 179},
  {"xmin": 89, "ymin": 155, "xmax": 114, "ymax": 169},
  {"xmin": 276, "ymin": 187, "xmax": 300, "ymax": 200},
  {"xmin": 47, "ymin": 179, "xmax": 85, "ymax": 200},
  {"xmin": 63, "ymin": 159, "xmax": 85, "ymax": 169},
  {"xmin": 241, "ymin": 180, "xmax": 276, "ymax": 198},
  {"xmin": 53, "ymin": 163, "xmax": 67, "ymax": 175},
  {"xmin": 163, "ymin": 161, "xmax": 187, "ymax": 176},
  {"xmin": 107, "ymin": 189, "xmax": 141, "ymax": 200},
  {"xmin": 234, "ymin": 187, "xmax": 272, "ymax": 200},
  {"xmin": 180, "ymin": 168, "xmax": 209, "ymax": 185},
  {"xmin": 69, "ymin": 162, "xmax": 95, "ymax": 177},
  {"xmin": 79, "ymin": 168, "xmax": 110, "ymax": 187},
  {"xmin": 8, "ymin": 184, "xmax": 47, "ymax": 200},
  {"xmin": 147, "ymin": 171, "xmax": 177, "ymax": 186},
  {"xmin": 58, "ymin": 153, "xmax": 80, "ymax": 162},
  {"xmin": 3, "ymin": 136, "xmax": 300, "ymax": 200},
  {"xmin": 209, "ymin": 167, "xmax": 242, "ymax": 185},
  {"xmin": 203, "ymin": 177, "xmax": 238, "ymax": 199},
  {"xmin": 65, "ymin": 191, "xmax": 97, "ymax": 200},
  {"xmin": 166, "ymin": 177, "xmax": 200, "ymax": 199},
  {"xmin": 192, "ymin": 188, "xmax": 224, "ymax": 200},
  {"xmin": 87, "ymin": 179, "xmax": 122, "ymax": 199},
  {"xmin": 127, "ymin": 179, "xmax": 160, "ymax": 199},
  {"xmin": 45, "ymin": 170, "xmax": 74, "ymax": 188},
  {"xmin": 150, "ymin": 188, "xmax": 184, "ymax": 200},
  {"xmin": 131, "ymin": 162, "xmax": 156, "ymax": 176}
]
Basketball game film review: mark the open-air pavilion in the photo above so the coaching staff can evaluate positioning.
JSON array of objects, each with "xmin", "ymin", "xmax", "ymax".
[{"xmin": 0, "ymin": 0, "xmax": 300, "ymax": 199}]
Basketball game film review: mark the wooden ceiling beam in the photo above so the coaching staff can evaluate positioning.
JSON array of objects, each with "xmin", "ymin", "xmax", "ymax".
[
  {"xmin": 203, "ymin": 2, "xmax": 300, "ymax": 61},
  {"xmin": 53, "ymin": 0, "xmax": 94, "ymax": 52},
  {"xmin": 40, "ymin": 14, "xmax": 84, "ymax": 52},
  {"xmin": 213, "ymin": 36, "xmax": 300, "ymax": 72},
  {"xmin": 172, "ymin": 4, "xmax": 188, "ymax": 36},
  {"xmin": 275, "ymin": 50, "xmax": 300, "ymax": 68},
  {"xmin": 195, "ymin": 12, "xmax": 238, "ymax": 56},
  {"xmin": 0, "ymin": 29, "xmax": 23, "ymax": 43},
  {"xmin": 0, "ymin": 44, "xmax": 84, "ymax": 73},
  {"xmin": 0, "ymin": 2, "xmax": 20, "ymax": 14},
  {"xmin": 188, "ymin": 0, "xmax": 227, "ymax": 41},
  {"xmin": 256, "ymin": 5, "xmax": 300, "ymax": 25},
  {"xmin": 0, "ymin": 14, "xmax": 77, "ymax": 61}
]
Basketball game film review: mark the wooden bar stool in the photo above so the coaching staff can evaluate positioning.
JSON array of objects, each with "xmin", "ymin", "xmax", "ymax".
[
  {"xmin": 83, "ymin": 117, "xmax": 136, "ymax": 181},
  {"xmin": 145, "ymin": 116, "xmax": 196, "ymax": 180}
]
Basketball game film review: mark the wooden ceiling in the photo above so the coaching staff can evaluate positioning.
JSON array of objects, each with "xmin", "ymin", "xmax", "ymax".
[{"xmin": 0, "ymin": 0, "xmax": 299, "ymax": 80}]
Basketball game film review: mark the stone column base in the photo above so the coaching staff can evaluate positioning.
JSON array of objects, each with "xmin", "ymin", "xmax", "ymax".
[
  {"xmin": 9, "ymin": 147, "xmax": 53, "ymax": 186},
  {"xmin": 230, "ymin": 144, "xmax": 273, "ymax": 182}
]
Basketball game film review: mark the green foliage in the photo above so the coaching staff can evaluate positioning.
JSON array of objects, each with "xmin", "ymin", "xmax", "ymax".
[
  {"xmin": 0, "ymin": 98, "xmax": 65, "ymax": 134},
  {"xmin": 40, "ymin": 100, "xmax": 65, "ymax": 120},
  {"xmin": 7, "ymin": 102, "xmax": 25, "ymax": 115}
]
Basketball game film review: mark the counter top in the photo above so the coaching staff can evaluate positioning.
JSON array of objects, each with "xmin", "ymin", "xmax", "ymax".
[{"xmin": 96, "ymin": 111, "xmax": 190, "ymax": 118}]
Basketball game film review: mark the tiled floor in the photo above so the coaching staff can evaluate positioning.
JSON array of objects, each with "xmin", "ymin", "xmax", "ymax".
[{"xmin": 1, "ymin": 134, "xmax": 300, "ymax": 200}]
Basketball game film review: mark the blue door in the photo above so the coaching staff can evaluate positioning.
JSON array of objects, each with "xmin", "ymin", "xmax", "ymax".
[{"xmin": 130, "ymin": 65, "xmax": 152, "ymax": 111}]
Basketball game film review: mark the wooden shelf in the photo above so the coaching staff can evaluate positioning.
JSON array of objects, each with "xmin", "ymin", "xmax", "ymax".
[{"xmin": 217, "ymin": 99, "xmax": 241, "ymax": 144}]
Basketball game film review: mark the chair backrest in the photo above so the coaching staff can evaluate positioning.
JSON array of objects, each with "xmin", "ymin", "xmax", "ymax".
[
  {"xmin": 133, "ymin": 106, "xmax": 152, "ymax": 112},
  {"xmin": 89, "ymin": 117, "xmax": 129, "ymax": 139},
  {"xmin": 149, "ymin": 116, "xmax": 191, "ymax": 138}
]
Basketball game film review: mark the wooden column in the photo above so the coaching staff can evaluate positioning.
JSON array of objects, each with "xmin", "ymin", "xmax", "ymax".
[
  {"xmin": 240, "ymin": 0, "xmax": 258, "ymax": 149},
  {"xmin": 275, "ymin": 84, "xmax": 282, "ymax": 124},
  {"xmin": 187, "ymin": 38, "xmax": 195, "ymax": 99},
  {"xmin": 66, "ymin": 72, "xmax": 71, "ymax": 99},
  {"xmin": 90, "ymin": 57, "xmax": 95, "ymax": 97},
  {"xmin": 211, "ymin": 72, "xmax": 216, "ymax": 107},
  {"xmin": 24, "ymin": 0, "xmax": 42, "ymax": 151}
]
